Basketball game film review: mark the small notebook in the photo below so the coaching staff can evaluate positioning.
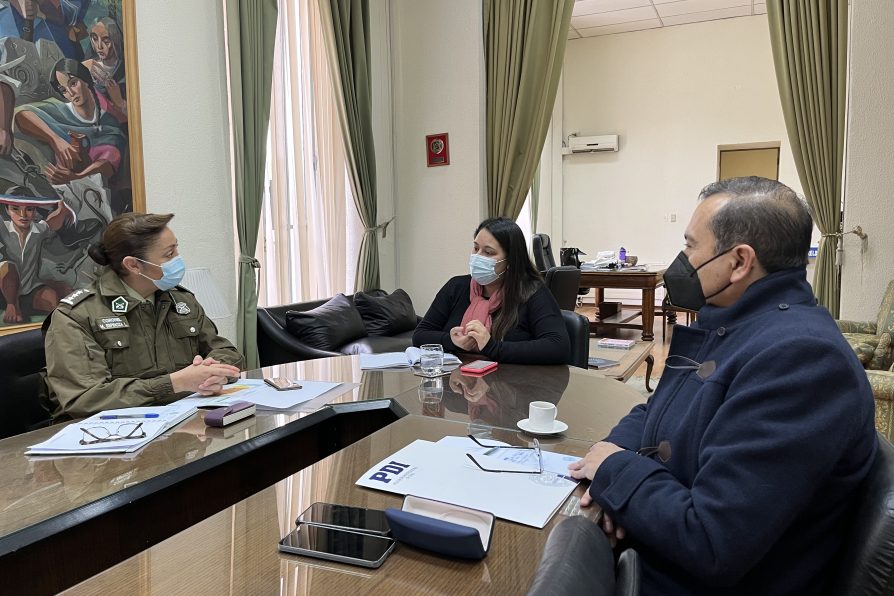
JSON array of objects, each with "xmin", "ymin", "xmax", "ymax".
[
  {"xmin": 359, "ymin": 348, "xmax": 461, "ymax": 370},
  {"xmin": 596, "ymin": 338, "xmax": 635, "ymax": 350},
  {"xmin": 588, "ymin": 357, "xmax": 620, "ymax": 369}
]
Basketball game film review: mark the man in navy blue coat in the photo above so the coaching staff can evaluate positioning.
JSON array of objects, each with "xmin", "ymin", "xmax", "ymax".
[{"xmin": 569, "ymin": 177, "xmax": 877, "ymax": 595}]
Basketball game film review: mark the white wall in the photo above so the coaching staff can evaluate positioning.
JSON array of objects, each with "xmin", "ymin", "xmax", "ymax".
[
  {"xmin": 840, "ymin": 0, "xmax": 894, "ymax": 320},
  {"xmin": 134, "ymin": 0, "xmax": 237, "ymax": 341},
  {"xmin": 387, "ymin": 0, "xmax": 486, "ymax": 313},
  {"xmin": 370, "ymin": 2, "xmax": 397, "ymax": 291},
  {"xmin": 561, "ymin": 16, "xmax": 802, "ymax": 268}
]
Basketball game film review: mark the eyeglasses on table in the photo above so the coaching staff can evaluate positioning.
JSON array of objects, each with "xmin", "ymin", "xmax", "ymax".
[
  {"xmin": 79, "ymin": 422, "xmax": 147, "ymax": 445},
  {"xmin": 465, "ymin": 434, "xmax": 542, "ymax": 474}
]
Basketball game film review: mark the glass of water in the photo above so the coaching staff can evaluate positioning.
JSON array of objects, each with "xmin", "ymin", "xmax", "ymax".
[
  {"xmin": 418, "ymin": 377, "xmax": 444, "ymax": 417},
  {"xmin": 420, "ymin": 344, "xmax": 444, "ymax": 375}
]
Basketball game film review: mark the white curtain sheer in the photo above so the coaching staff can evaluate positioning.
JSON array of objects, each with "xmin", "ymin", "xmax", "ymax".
[{"xmin": 257, "ymin": 0, "xmax": 363, "ymax": 307}]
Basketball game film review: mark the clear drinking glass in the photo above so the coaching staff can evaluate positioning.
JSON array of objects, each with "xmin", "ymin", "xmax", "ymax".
[
  {"xmin": 420, "ymin": 344, "xmax": 444, "ymax": 375},
  {"xmin": 418, "ymin": 377, "xmax": 444, "ymax": 416}
]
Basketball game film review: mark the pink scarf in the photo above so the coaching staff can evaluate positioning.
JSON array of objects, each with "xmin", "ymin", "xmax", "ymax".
[{"xmin": 461, "ymin": 280, "xmax": 504, "ymax": 331}]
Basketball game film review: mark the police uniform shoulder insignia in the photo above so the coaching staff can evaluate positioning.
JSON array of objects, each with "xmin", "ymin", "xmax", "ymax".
[
  {"xmin": 111, "ymin": 296, "xmax": 129, "ymax": 313},
  {"xmin": 59, "ymin": 288, "xmax": 94, "ymax": 307},
  {"xmin": 175, "ymin": 301, "xmax": 191, "ymax": 315}
]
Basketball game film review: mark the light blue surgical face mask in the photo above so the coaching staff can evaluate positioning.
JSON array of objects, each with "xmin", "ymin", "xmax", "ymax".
[
  {"xmin": 469, "ymin": 254, "xmax": 506, "ymax": 285},
  {"xmin": 136, "ymin": 255, "xmax": 186, "ymax": 291}
]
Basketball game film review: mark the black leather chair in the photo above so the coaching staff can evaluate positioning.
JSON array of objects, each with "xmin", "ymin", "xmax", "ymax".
[
  {"xmin": 532, "ymin": 233, "xmax": 557, "ymax": 272},
  {"xmin": 829, "ymin": 433, "xmax": 894, "ymax": 595},
  {"xmin": 0, "ymin": 329, "xmax": 51, "ymax": 439},
  {"xmin": 257, "ymin": 295, "xmax": 419, "ymax": 367},
  {"xmin": 562, "ymin": 309, "xmax": 589, "ymax": 369},
  {"xmin": 535, "ymin": 233, "xmax": 588, "ymax": 305},
  {"xmin": 544, "ymin": 266, "xmax": 582, "ymax": 311},
  {"xmin": 527, "ymin": 515, "xmax": 640, "ymax": 596}
]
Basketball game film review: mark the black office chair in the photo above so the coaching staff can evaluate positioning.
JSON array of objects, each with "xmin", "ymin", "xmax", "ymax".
[
  {"xmin": 535, "ymin": 233, "xmax": 589, "ymax": 306},
  {"xmin": 532, "ymin": 233, "xmax": 557, "ymax": 273},
  {"xmin": 561, "ymin": 309, "xmax": 590, "ymax": 369},
  {"xmin": 527, "ymin": 515, "xmax": 640, "ymax": 596},
  {"xmin": 828, "ymin": 433, "xmax": 894, "ymax": 595},
  {"xmin": 543, "ymin": 266, "xmax": 582, "ymax": 311},
  {"xmin": 0, "ymin": 329, "xmax": 51, "ymax": 439}
]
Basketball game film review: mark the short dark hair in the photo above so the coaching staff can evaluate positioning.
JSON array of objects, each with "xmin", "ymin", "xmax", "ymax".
[
  {"xmin": 474, "ymin": 217, "xmax": 542, "ymax": 340},
  {"xmin": 698, "ymin": 176, "xmax": 813, "ymax": 272},
  {"xmin": 88, "ymin": 213, "xmax": 174, "ymax": 275}
]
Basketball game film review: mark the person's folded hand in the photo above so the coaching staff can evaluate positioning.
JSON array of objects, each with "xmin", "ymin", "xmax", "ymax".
[
  {"xmin": 171, "ymin": 359, "xmax": 241, "ymax": 394},
  {"xmin": 464, "ymin": 320, "xmax": 491, "ymax": 351},
  {"xmin": 450, "ymin": 326, "xmax": 478, "ymax": 351},
  {"xmin": 568, "ymin": 441, "xmax": 624, "ymax": 482}
]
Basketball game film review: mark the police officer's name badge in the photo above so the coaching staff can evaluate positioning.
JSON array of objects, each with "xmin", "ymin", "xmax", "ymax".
[
  {"xmin": 111, "ymin": 296, "xmax": 129, "ymax": 313},
  {"xmin": 97, "ymin": 316, "xmax": 128, "ymax": 330},
  {"xmin": 175, "ymin": 302, "xmax": 191, "ymax": 315}
]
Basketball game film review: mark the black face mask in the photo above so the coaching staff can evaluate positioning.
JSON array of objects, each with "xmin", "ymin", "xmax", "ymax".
[{"xmin": 664, "ymin": 248, "xmax": 734, "ymax": 311}]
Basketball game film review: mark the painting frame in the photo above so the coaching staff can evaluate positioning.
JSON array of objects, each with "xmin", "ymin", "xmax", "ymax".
[{"xmin": 0, "ymin": 0, "xmax": 144, "ymax": 335}]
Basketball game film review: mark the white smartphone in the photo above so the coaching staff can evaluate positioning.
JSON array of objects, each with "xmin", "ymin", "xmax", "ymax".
[
  {"xmin": 296, "ymin": 502, "xmax": 390, "ymax": 536},
  {"xmin": 264, "ymin": 377, "xmax": 302, "ymax": 391},
  {"xmin": 278, "ymin": 524, "xmax": 395, "ymax": 568}
]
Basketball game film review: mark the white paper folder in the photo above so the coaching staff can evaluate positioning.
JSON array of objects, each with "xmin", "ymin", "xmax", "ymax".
[{"xmin": 356, "ymin": 439, "xmax": 579, "ymax": 528}]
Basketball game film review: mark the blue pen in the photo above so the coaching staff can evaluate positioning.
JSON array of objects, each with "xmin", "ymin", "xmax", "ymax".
[{"xmin": 99, "ymin": 413, "xmax": 160, "ymax": 420}]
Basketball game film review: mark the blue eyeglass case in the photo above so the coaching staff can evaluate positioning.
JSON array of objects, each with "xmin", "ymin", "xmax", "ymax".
[{"xmin": 384, "ymin": 495, "xmax": 495, "ymax": 560}]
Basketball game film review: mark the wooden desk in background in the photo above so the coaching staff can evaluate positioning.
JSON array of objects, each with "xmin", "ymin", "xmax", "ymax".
[
  {"xmin": 579, "ymin": 268, "xmax": 666, "ymax": 341},
  {"xmin": 63, "ymin": 416, "xmax": 603, "ymax": 595}
]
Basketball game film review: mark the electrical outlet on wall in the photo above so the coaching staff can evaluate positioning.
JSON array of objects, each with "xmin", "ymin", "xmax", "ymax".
[{"xmin": 670, "ymin": 213, "xmax": 677, "ymax": 222}]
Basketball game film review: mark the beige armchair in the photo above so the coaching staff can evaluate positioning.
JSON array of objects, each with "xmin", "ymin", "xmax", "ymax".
[
  {"xmin": 868, "ymin": 365, "xmax": 894, "ymax": 442},
  {"xmin": 837, "ymin": 280, "xmax": 894, "ymax": 371}
]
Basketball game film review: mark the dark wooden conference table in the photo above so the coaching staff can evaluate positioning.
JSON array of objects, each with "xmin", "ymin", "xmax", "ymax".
[{"xmin": 0, "ymin": 356, "xmax": 646, "ymax": 595}]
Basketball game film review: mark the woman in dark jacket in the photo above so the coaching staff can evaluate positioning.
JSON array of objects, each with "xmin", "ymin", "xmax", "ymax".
[{"xmin": 413, "ymin": 217, "xmax": 569, "ymax": 364}]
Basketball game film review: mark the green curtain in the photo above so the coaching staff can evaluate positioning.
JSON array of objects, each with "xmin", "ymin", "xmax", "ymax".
[
  {"xmin": 320, "ymin": 0, "xmax": 381, "ymax": 291},
  {"xmin": 767, "ymin": 0, "xmax": 848, "ymax": 318},
  {"xmin": 529, "ymin": 163, "xmax": 540, "ymax": 235},
  {"xmin": 226, "ymin": 0, "xmax": 278, "ymax": 368},
  {"xmin": 484, "ymin": 0, "xmax": 573, "ymax": 220}
]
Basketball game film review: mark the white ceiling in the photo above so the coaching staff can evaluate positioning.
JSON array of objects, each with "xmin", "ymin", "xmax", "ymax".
[{"xmin": 569, "ymin": 0, "xmax": 767, "ymax": 39}]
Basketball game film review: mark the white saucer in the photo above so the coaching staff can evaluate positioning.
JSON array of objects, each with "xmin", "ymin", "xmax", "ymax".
[{"xmin": 517, "ymin": 418, "xmax": 568, "ymax": 436}]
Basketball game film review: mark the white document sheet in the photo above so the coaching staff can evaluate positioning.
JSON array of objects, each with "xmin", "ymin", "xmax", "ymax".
[
  {"xmin": 178, "ymin": 378, "xmax": 347, "ymax": 410},
  {"xmin": 435, "ymin": 436, "xmax": 580, "ymax": 480},
  {"xmin": 26, "ymin": 403, "xmax": 197, "ymax": 456},
  {"xmin": 355, "ymin": 438, "xmax": 580, "ymax": 528}
]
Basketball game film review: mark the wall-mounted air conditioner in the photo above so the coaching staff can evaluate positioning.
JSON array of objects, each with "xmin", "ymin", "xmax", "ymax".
[{"xmin": 568, "ymin": 134, "xmax": 619, "ymax": 153}]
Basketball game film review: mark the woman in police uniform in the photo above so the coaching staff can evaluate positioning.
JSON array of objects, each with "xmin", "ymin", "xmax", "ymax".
[{"xmin": 43, "ymin": 213, "xmax": 245, "ymax": 420}]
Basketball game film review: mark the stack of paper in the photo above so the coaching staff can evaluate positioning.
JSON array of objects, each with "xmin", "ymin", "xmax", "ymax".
[
  {"xmin": 355, "ymin": 436, "xmax": 580, "ymax": 528},
  {"xmin": 177, "ymin": 378, "xmax": 348, "ymax": 410},
  {"xmin": 597, "ymin": 338, "xmax": 635, "ymax": 350},
  {"xmin": 359, "ymin": 347, "xmax": 461, "ymax": 370},
  {"xmin": 26, "ymin": 403, "xmax": 197, "ymax": 456}
]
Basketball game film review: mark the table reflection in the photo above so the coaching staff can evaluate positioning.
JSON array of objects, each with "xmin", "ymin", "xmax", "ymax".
[{"xmin": 441, "ymin": 366, "xmax": 570, "ymax": 428}]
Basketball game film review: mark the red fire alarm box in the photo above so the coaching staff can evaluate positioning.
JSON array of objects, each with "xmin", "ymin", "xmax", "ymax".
[{"xmin": 426, "ymin": 133, "xmax": 449, "ymax": 167}]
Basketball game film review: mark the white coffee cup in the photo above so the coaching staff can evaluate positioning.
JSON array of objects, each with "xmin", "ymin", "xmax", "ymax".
[{"xmin": 528, "ymin": 401, "xmax": 558, "ymax": 432}]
